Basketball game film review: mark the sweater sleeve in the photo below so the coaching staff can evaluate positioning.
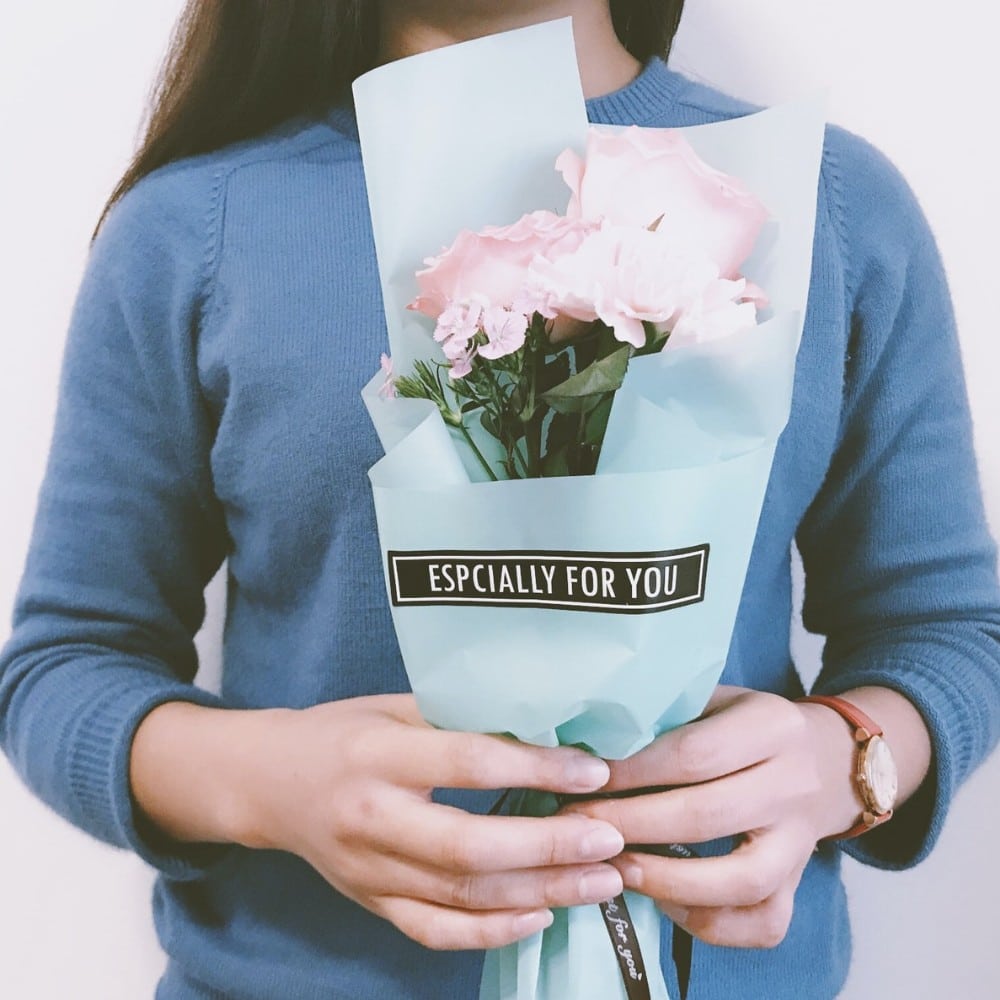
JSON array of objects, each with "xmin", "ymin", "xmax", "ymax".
[
  {"xmin": 0, "ymin": 164, "xmax": 235, "ymax": 880},
  {"xmin": 796, "ymin": 128, "xmax": 1000, "ymax": 870}
]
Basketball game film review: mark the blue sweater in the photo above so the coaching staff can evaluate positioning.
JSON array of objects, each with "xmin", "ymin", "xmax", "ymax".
[{"xmin": 2, "ymin": 58, "xmax": 999, "ymax": 1000}]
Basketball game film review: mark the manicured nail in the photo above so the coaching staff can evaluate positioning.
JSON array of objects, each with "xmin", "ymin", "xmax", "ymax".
[
  {"xmin": 579, "ymin": 826, "xmax": 625, "ymax": 860},
  {"xmin": 578, "ymin": 867, "xmax": 624, "ymax": 903},
  {"xmin": 514, "ymin": 910, "xmax": 554, "ymax": 936},
  {"xmin": 565, "ymin": 755, "xmax": 610, "ymax": 791}
]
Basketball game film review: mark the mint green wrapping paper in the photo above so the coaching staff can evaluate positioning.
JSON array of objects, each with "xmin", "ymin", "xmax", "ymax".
[
  {"xmin": 353, "ymin": 19, "xmax": 825, "ymax": 1000},
  {"xmin": 364, "ymin": 312, "xmax": 798, "ymax": 758}
]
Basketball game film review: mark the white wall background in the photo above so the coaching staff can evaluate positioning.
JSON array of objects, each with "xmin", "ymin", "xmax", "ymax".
[{"xmin": 0, "ymin": 2, "xmax": 997, "ymax": 997}]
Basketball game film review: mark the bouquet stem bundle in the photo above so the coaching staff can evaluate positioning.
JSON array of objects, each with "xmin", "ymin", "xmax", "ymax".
[{"xmin": 395, "ymin": 319, "xmax": 666, "ymax": 480}]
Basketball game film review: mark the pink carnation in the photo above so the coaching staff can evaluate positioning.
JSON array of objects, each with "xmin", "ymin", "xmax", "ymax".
[
  {"xmin": 433, "ymin": 300, "xmax": 484, "ymax": 364},
  {"xmin": 478, "ymin": 306, "xmax": 529, "ymax": 360}
]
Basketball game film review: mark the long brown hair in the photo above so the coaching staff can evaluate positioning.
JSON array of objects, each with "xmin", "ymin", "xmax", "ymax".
[{"xmin": 98, "ymin": 1, "xmax": 686, "ymax": 230}]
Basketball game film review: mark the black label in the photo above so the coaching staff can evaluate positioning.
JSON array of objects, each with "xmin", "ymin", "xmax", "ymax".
[{"xmin": 387, "ymin": 546, "xmax": 708, "ymax": 614}]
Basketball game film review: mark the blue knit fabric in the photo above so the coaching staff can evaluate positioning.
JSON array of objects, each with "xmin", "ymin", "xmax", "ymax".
[{"xmin": 2, "ymin": 58, "xmax": 999, "ymax": 1000}]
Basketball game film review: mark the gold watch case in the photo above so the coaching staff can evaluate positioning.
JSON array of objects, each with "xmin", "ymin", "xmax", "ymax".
[{"xmin": 856, "ymin": 732, "xmax": 898, "ymax": 819}]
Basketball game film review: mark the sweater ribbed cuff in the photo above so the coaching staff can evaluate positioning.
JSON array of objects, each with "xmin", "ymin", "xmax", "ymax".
[
  {"xmin": 808, "ymin": 645, "xmax": 979, "ymax": 871},
  {"xmin": 65, "ymin": 667, "xmax": 233, "ymax": 881}
]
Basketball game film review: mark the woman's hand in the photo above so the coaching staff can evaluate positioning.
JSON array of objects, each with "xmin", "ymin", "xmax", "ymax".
[
  {"xmin": 131, "ymin": 694, "xmax": 625, "ymax": 951},
  {"xmin": 560, "ymin": 685, "xmax": 869, "ymax": 949}
]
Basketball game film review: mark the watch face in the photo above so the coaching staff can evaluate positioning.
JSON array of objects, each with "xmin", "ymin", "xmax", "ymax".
[{"xmin": 862, "ymin": 736, "xmax": 898, "ymax": 814}]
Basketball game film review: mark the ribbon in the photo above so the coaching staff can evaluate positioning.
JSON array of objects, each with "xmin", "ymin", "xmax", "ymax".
[
  {"xmin": 599, "ymin": 893, "xmax": 652, "ymax": 1000},
  {"xmin": 491, "ymin": 789, "xmax": 695, "ymax": 999}
]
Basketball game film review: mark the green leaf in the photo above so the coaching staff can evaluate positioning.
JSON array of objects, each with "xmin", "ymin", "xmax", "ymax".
[
  {"xmin": 542, "ymin": 445, "xmax": 571, "ymax": 478},
  {"xmin": 633, "ymin": 320, "xmax": 670, "ymax": 357},
  {"xmin": 583, "ymin": 394, "xmax": 614, "ymax": 446},
  {"xmin": 539, "ymin": 345, "xmax": 631, "ymax": 415},
  {"xmin": 392, "ymin": 375, "xmax": 431, "ymax": 400}
]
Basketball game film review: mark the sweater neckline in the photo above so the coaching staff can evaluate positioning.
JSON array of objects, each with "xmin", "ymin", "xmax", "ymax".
[
  {"xmin": 584, "ymin": 56, "xmax": 682, "ymax": 125},
  {"xmin": 326, "ymin": 56, "xmax": 683, "ymax": 142}
]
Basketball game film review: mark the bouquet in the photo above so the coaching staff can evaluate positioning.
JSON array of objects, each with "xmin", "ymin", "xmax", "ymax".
[
  {"xmin": 354, "ymin": 19, "xmax": 825, "ymax": 1000},
  {"xmin": 391, "ymin": 122, "xmax": 768, "ymax": 482}
]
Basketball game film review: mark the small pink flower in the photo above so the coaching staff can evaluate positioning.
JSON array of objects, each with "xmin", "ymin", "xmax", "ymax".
[
  {"xmin": 433, "ymin": 301, "xmax": 483, "ymax": 344},
  {"xmin": 441, "ymin": 334, "xmax": 474, "ymax": 363},
  {"xmin": 433, "ymin": 300, "xmax": 484, "ymax": 364},
  {"xmin": 478, "ymin": 306, "xmax": 529, "ymax": 360},
  {"xmin": 555, "ymin": 126, "xmax": 768, "ymax": 279},
  {"xmin": 378, "ymin": 353, "xmax": 396, "ymax": 398},
  {"xmin": 449, "ymin": 348, "xmax": 476, "ymax": 380}
]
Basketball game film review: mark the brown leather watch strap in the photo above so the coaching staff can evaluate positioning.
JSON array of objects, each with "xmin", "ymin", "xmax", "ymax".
[
  {"xmin": 833, "ymin": 812, "xmax": 892, "ymax": 840},
  {"xmin": 796, "ymin": 694, "xmax": 883, "ymax": 741},
  {"xmin": 795, "ymin": 694, "xmax": 893, "ymax": 840}
]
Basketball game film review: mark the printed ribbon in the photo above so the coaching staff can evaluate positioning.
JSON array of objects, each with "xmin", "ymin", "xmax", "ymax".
[
  {"xmin": 599, "ymin": 893, "xmax": 651, "ymax": 1000},
  {"xmin": 597, "ymin": 843, "xmax": 696, "ymax": 1000},
  {"xmin": 492, "ymin": 790, "xmax": 695, "ymax": 1000}
]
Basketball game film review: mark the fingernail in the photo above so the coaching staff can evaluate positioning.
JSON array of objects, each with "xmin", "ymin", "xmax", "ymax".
[
  {"xmin": 617, "ymin": 860, "xmax": 644, "ymax": 889},
  {"xmin": 579, "ymin": 826, "xmax": 625, "ymax": 860},
  {"xmin": 565, "ymin": 755, "xmax": 610, "ymax": 791},
  {"xmin": 660, "ymin": 904, "xmax": 689, "ymax": 926},
  {"xmin": 578, "ymin": 868, "xmax": 624, "ymax": 903},
  {"xmin": 513, "ymin": 909, "xmax": 554, "ymax": 936}
]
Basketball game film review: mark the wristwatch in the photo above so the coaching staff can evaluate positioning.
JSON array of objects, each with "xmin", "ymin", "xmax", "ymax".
[{"xmin": 796, "ymin": 694, "xmax": 898, "ymax": 840}]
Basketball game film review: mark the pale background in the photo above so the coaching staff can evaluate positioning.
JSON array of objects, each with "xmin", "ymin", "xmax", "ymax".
[{"xmin": 0, "ymin": 1, "xmax": 997, "ymax": 997}]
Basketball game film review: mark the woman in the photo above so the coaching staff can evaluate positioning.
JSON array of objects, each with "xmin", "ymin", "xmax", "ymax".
[{"xmin": 1, "ymin": 1, "xmax": 998, "ymax": 998}]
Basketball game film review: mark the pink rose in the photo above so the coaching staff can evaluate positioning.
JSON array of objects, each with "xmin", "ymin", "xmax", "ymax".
[
  {"xmin": 409, "ymin": 210, "xmax": 595, "ymax": 320},
  {"xmin": 555, "ymin": 126, "xmax": 768, "ymax": 279},
  {"xmin": 529, "ymin": 225, "xmax": 758, "ymax": 349}
]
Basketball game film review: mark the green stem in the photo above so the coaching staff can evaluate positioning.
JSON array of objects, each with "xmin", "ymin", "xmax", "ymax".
[
  {"xmin": 482, "ymin": 363, "xmax": 509, "ymax": 415},
  {"xmin": 512, "ymin": 439, "xmax": 530, "ymax": 479},
  {"xmin": 457, "ymin": 421, "xmax": 498, "ymax": 482},
  {"xmin": 524, "ymin": 352, "xmax": 543, "ymax": 477}
]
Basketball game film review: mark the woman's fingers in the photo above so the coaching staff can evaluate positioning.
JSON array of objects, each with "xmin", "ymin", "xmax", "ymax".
[
  {"xmin": 564, "ymin": 758, "xmax": 804, "ymax": 845},
  {"xmin": 249, "ymin": 695, "xmax": 629, "ymax": 955},
  {"xmin": 363, "ymin": 852, "xmax": 624, "ymax": 912},
  {"xmin": 360, "ymin": 795, "xmax": 625, "ymax": 874},
  {"xmin": 613, "ymin": 827, "xmax": 813, "ymax": 949},
  {"xmin": 659, "ymin": 890, "xmax": 797, "ymax": 950},
  {"xmin": 612, "ymin": 827, "xmax": 805, "ymax": 909},
  {"xmin": 378, "ymin": 896, "xmax": 556, "ymax": 951},
  {"xmin": 602, "ymin": 687, "xmax": 804, "ymax": 792},
  {"xmin": 359, "ymin": 724, "xmax": 612, "ymax": 795}
]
